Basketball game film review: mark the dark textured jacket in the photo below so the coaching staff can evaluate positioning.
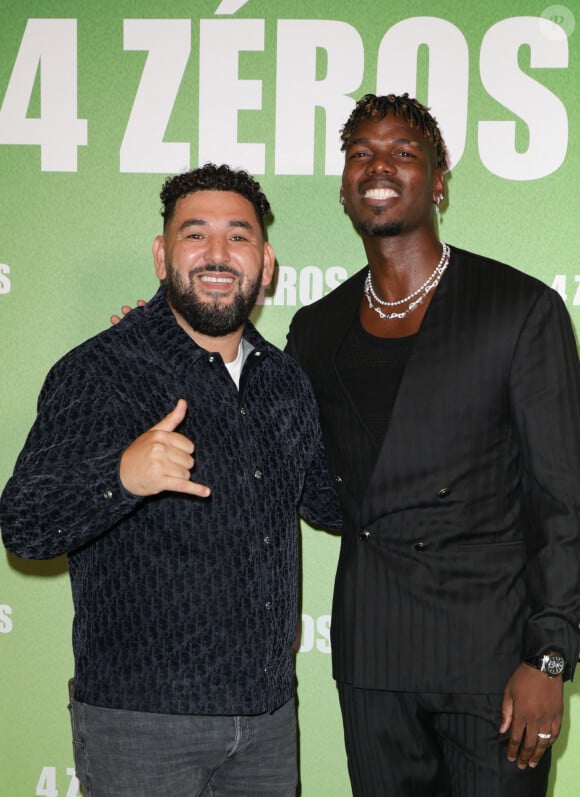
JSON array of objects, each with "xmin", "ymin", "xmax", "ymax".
[
  {"xmin": 287, "ymin": 246, "xmax": 580, "ymax": 693},
  {"xmin": 1, "ymin": 287, "xmax": 342, "ymax": 715}
]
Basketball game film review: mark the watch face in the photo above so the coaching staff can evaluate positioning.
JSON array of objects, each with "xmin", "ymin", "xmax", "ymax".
[{"xmin": 545, "ymin": 655, "xmax": 565, "ymax": 676}]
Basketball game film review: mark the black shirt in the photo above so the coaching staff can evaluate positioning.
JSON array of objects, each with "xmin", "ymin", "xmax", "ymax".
[{"xmin": 336, "ymin": 314, "xmax": 415, "ymax": 500}]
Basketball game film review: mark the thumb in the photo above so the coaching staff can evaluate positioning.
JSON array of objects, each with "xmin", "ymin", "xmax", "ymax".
[
  {"xmin": 152, "ymin": 398, "xmax": 187, "ymax": 432},
  {"xmin": 499, "ymin": 692, "xmax": 514, "ymax": 734}
]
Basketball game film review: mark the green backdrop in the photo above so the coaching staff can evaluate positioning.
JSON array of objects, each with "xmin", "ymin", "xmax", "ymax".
[{"xmin": 1, "ymin": 2, "xmax": 579, "ymax": 795}]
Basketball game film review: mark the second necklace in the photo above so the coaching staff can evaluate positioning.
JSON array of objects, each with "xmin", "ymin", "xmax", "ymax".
[{"xmin": 364, "ymin": 243, "xmax": 450, "ymax": 321}]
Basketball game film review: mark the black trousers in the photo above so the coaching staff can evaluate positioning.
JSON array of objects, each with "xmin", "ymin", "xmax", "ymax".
[{"xmin": 337, "ymin": 683, "xmax": 550, "ymax": 797}]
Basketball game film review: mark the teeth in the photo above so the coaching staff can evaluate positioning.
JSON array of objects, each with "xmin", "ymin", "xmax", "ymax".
[
  {"xmin": 200, "ymin": 275, "xmax": 233, "ymax": 284},
  {"xmin": 364, "ymin": 188, "xmax": 398, "ymax": 199}
]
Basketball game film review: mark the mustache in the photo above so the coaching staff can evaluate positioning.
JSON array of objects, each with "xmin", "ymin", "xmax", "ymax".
[{"xmin": 189, "ymin": 262, "xmax": 240, "ymax": 278}]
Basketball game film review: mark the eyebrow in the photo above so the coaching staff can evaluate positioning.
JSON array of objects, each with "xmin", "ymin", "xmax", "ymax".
[
  {"xmin": 347, "ymin": 136, "xmax": 424, "ymax": 150},
  {"xmin": 177, "ymin": 218, "xmax": 254, "ymax": 232}
]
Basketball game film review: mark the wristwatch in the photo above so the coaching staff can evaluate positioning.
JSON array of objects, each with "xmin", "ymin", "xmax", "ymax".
[{"xmin": 525, "ymin": 651, "xmax": 566, "ymax": 678}]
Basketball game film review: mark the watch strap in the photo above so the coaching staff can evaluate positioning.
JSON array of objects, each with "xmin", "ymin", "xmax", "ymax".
[{"xmin": 525, "ymin": 651, "xmax": 566, "ymax": 678}]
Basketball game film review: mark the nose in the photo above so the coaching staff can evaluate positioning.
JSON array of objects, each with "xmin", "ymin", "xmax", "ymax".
[
  {"xmin": 368, "ymin": 155, "xmax": 395, "ymax": 175},
  {"xmin": 205, "ymin": 235, "xmax": 229, "ymax": 264}
]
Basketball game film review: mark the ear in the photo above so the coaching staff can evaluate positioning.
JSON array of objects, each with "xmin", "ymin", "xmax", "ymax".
[
  {"xmin": 261, "ymin": 242, "xmax": 276, "ymax": 289},
  {"xmin": 152, "ymin": 235, "xmax": 167, "ymax": 281},
  {"xmin": 432, "ymin": 168, "xmax": 445, "ymax": 202}
]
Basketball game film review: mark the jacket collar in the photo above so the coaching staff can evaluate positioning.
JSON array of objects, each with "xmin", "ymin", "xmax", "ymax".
[{"xmin": 121, "ymin": 286, "xmax": 282, "ymax": 379}]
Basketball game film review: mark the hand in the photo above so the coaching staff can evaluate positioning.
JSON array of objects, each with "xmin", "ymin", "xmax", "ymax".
[
  {"xmin": 500, "ymin": 662, "xmax": 563, "ymax": 769},
  {"xmin": 110, "ymin": 299, "xmax": 146, "ymax": 325},
  {"xmin": 120, "ymin": 399, "xmax": 211, "ymax": 498}
]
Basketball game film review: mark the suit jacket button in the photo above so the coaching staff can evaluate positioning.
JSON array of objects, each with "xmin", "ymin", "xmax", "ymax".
[
  {"xmin": 438, "ymin": 487, "xmax": 450, "ymax": 498},
  {"xmin": 414, "ymin": 541, "xmax": 426, "ymax": 552},
  {"xmin": 359, "ymin": 529, "xmax": 371, "ymax": 541}
]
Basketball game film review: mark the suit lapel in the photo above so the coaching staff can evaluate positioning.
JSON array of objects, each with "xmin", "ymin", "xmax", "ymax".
[
  {"xmin": 327, "ymin": 269, "xmax": 378, "ymax": 447},
  {"xmin": 361, "ymin": 252, "xmax": 457, "ymax": 523}
]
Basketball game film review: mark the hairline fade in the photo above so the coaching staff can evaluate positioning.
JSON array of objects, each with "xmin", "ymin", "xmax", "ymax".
[{"xmin": 159, "ymin": 163, "xmax": 273, "ymax": 235}]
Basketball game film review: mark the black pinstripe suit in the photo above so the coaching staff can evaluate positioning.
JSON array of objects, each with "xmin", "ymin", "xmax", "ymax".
[{"xmin": 287, "ymin": 246, "xmax": 580, "ymax": 794}]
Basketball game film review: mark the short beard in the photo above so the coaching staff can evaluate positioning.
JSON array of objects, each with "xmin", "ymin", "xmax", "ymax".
[
  {"xmin": 355, "ymin": 217, "xmax": 403, "ymax": 237},
  {"xmin": 166, "ymin": 263, "xmax": 263, "ymax": 337}
]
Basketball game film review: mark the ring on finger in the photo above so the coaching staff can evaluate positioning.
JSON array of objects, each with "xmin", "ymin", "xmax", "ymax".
[{"xmin": 537, "ymin": 732, "xmax": 552, "ymax": 740}]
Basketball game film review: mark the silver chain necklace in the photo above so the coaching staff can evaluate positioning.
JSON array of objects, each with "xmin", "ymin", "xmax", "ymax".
[{"xmin": 364, "ymin": 243, "xmax": 450, "ymax": 320}]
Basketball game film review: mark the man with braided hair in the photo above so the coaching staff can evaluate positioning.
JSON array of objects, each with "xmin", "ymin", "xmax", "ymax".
[
  {"xmin": 1, "ymin": 163, "xmax": 341, "ymax": 796},
  {"xmin": 287, "ymin": 94, "xmax": 580, "ymax": 796}
]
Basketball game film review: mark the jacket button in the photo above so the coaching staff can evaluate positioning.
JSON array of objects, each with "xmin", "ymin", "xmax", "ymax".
[
  {"xmin": 359, "ymin": 529, "xmax": 371, "ymax": 541},
  {"xmin": 335, "ymin": 474, "xmax": 343, "ymax": 484},
  {"xmin": 438, "ymin": 487, "xmax": 450, "ymax": 498},
  {"xmin": 414, "ymin": 541, "xmax": 426, "ymax": 552}
]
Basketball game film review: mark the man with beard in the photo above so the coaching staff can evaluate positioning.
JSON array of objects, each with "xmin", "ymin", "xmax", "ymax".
[
  {"xmin": 286, "ymin": 94, "xmax": 580, "ymax": 796},
  {"xmin": 0, "ymin": 163, "xmax": 341, "ymax": 797}
]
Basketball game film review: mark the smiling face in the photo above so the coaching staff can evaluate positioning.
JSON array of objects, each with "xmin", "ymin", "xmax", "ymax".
[
  {"xmin": 340, "ymin": 114, "xmax": 445, "ymax": 239},
  {"xmin": 153, "ymin": 190, "xmax": 275, "ymax": 338}
]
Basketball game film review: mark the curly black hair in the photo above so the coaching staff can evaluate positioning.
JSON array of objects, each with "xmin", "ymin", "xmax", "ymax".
[
  {"xmin": 160, "ymin": 163, "xmax": 272, "ymax": 233},
  {"xmin": 340, "ymin": 93, "xmax": 449, "ymax": 171}
]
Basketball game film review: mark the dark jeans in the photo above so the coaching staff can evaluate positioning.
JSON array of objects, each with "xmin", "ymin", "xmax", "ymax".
[
  {"xmin": 69, "ymin": 697, "xmax": 297, "ymax": 796},
  {"xmin": 338, "ymin": 683, "xmax": 551, "ymax": 797}
]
